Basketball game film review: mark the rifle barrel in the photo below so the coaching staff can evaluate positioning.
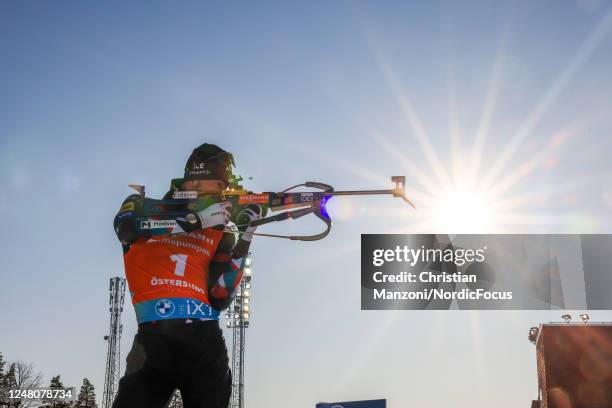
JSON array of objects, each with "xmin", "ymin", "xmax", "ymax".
[{"xmin": 326, "ymin": 189, "xmax": 395, "ymax": 196}]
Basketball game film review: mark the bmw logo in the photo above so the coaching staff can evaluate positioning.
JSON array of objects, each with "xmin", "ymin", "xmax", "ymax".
[{"xmin": 155, "ymin": 299, "xmax": 175, "ymax": 317}]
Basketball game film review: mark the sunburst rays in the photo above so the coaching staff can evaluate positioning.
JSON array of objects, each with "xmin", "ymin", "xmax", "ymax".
[{"xmin": 355, "ymin": 6, "xmax": 612, "ymax": 234}]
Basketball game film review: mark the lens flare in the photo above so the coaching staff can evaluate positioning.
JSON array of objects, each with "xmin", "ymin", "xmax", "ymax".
[{"xmin": 432, "ymin": 186, "xmax": 493, "ymax": 233}]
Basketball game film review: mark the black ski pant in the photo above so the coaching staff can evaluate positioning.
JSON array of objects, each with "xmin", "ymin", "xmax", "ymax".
[{"xmin": 112, "ymin": 319, "xmax": 232, "ymax": 408}]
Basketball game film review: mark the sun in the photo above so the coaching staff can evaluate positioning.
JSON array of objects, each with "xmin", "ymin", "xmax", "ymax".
[{"xmin": 431, "ymin": 185, "xmax": 494, "ymax": 233}]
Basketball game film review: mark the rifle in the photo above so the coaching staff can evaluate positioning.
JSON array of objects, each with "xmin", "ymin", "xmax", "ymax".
[{"xmin": 125, "ymin": 176, "xmax": 414, "ymax": 241}]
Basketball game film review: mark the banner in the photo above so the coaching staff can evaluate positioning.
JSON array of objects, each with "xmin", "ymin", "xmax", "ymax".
[
  {"xmin": 316, "ymin": 399, "xmax": 386, "ymax": 408},
  {"xmin": 361, "ymin": 234, "xmax": 612, "ymax": 310}
]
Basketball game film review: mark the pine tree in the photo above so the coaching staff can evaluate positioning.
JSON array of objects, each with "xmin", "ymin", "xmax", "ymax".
[
  {"xmin": 167, "ymin": 389, "xmax": 183, "ymax": 408},
  {"xmin": 40, "ymin": 375, "xmax": 72, "ymax": 408},
  {"xmin": 3, "ymin": 364, "xmax": 20, "ymax": 407},
  {"xmin": 74, "ymin": 378, "xmax": 97, "ymax": 408},
  {"xmin": 0, "ymin": 352, "xmax": 6, "ymax": 406}
]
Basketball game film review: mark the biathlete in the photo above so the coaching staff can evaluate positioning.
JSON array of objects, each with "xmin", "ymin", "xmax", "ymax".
[{"xmin": 112, "ymin": 143, "xmax": 264, "ymax": 408}]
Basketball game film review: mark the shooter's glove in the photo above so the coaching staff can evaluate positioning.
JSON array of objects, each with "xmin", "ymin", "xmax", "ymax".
[
  {"xmin": 235, "ymin": 204, "xmax": 267, "ymax": 242},
  {"xmin": 196, "ymin": 201, "xmax": 233, "ymax": 230}
]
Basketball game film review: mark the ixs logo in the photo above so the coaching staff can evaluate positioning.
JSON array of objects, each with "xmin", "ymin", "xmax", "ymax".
[
  {"xmin": 186, "ymin": 299, "xmax": 210, "ymax": 316},
  {"xmin": 140, "ymin": 219, "xmax": 178, "ymax": 229}
]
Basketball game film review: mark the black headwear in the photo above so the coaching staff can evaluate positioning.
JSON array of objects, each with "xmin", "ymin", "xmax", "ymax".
[{"xmin": 183, "ymin": 143, "xmax": 234, "ymax": 185}]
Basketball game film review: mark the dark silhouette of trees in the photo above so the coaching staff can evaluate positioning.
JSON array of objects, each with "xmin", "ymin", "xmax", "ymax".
[{"xmin": 74, "ymin": 378, "xmax": 97, "ymax": 408}]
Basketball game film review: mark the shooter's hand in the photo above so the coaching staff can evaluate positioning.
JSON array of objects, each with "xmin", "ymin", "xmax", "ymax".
[
  {"xmin": 197, "ymin": 202, "xmax": 233, "ymax": 230},
  {"xmin": 235, "ymin": 204, "xmax": 267, "ymax": 242}
]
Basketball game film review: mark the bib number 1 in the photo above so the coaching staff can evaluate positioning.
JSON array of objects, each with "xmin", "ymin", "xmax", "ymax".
[{"xmin": 170, "ymin": 254, "xmax": 188, "ymax": 277}]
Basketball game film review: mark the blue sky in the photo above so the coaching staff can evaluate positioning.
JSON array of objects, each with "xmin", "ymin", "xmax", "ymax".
[{"xmin": 1, "ymin": 1, "xmax": 612, "ymax": 407}]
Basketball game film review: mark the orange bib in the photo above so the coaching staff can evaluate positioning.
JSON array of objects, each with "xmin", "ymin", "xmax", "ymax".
[{"xmin": 123, "ymin": 229, "xmax": 224, "ymax": 323}]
